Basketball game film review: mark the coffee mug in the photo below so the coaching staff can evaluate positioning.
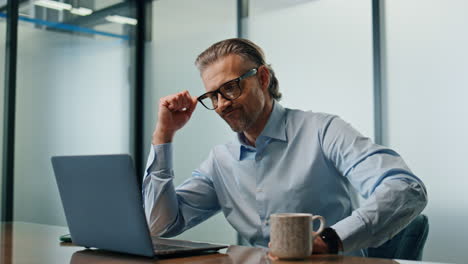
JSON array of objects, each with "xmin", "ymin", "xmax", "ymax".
[{"xmin": 269, "ymin": 213, "xmax": 326, "ymax": 259}]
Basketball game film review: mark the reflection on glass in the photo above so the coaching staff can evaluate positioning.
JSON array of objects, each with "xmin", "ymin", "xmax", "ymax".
[
  {"xmin": 12, "ymin": 0, "xmax": 136, "ymax": 226},
  {"xmin": 3, "ymin": 0, "xmax": 138, "ymax": 40}
]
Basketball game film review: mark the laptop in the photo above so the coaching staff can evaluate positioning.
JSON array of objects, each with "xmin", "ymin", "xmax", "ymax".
[{"xmin": 51, "ymin": 154, "xmax": 228, "ymax": 257}]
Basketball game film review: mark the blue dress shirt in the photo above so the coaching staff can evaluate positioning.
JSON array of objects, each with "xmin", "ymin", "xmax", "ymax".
[{"xmin": 142, "ymin": 102, "xmax": 427, "ymax": 256}]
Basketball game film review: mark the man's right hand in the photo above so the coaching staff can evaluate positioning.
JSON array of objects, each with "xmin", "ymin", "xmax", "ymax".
[{"xmin": 152, "ymin": 90, "xmax": 198, "ymax": 145}]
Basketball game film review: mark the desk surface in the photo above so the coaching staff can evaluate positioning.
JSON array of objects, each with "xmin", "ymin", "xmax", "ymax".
[{"xmin": 0, "ymin": 222, "xmax": 430, "ymax": 264}]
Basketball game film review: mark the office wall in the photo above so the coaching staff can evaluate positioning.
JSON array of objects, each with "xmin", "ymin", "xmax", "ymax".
[
  {"xmin": 13, "ymin": 24, "xmax": 131, "ymax": 226},
  {"xmin": 246, "ymin": 0, "xmax": 374, "ymax": 138},
  {"xmin": 382, "ymin": 1, "xmax": 468, "ymax": 263},
  {"xmin": 143, "ymin": 0, "xmax": 238, "ymax": 245}
]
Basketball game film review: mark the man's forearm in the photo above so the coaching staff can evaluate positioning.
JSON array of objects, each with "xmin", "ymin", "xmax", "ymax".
[
  {"xmin": 332, "ymin": 178, "xmax": 427, "ymax": 253},
  {"xmin": 143, "ymin": 172, "xmax": 180, "ymax": 236},
  {"xmin": 142, "ymin": 144, "xmax": 181, "ymax": 236}
]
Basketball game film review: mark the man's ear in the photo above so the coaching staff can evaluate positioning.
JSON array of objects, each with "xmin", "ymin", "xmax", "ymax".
[{"xmin": 259, "ymin": 65, "xmax": 270, "ymax": 92}]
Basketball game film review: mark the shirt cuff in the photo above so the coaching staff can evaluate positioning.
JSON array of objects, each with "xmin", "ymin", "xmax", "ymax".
[
  {"xmin": 331, "ymin": 213, "xmax": 367, "ymax": 253},
  {"xmin": 147, "ymin": 143, "xmax": 173, "ymax": 172}
]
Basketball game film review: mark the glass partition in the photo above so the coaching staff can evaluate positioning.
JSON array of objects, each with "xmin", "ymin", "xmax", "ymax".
[
  {"xmin": 13, "ymin": 0, "xmax": 137, "ymax": 226},
  {"xmin": 144, "ymin": 0, "xmax": 237, "ymax": 245},
  {"xmin": 246, "ymin": 0, "xmax": 374, "ymax": 138},
  {"xmin": 383, "ymin": 1, "xmax": 468, "ymax": 263}
]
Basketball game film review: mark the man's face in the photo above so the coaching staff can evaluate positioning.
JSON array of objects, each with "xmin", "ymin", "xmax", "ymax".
[{"xmin": 201, "ymin": 54, "xmax": 267, "ymax": 133}]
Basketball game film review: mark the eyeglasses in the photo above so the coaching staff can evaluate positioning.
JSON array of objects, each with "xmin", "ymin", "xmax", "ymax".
[{"xmin": 198, "ymin": 68, "xmax": 258, "ymax": 110}]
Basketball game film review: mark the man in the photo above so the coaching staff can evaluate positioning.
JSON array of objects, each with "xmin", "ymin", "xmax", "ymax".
[{"xmin": 142, "ymin": 38, "xmax": 427, "ymax": 256}]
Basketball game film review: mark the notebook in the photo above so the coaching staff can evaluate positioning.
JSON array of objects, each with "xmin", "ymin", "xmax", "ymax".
[{"xmin": 51, "ymin": 154, "xmax": 227, "ymax": 257}]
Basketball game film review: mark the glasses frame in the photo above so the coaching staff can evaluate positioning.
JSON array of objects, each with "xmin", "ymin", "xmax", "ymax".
[{"xmin": 197, "ymin": 68, "xmax": 258, "ymax": 110}]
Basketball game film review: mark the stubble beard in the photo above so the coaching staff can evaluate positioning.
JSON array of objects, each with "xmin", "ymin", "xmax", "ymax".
[{"xmin": 223, "ymin": 109, "xmax": 257, "ymax": 133}]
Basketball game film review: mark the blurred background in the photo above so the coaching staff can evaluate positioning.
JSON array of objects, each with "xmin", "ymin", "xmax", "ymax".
[{"xmin": 0, "ymin": 1, "xmax": 466, "ymax": 263}]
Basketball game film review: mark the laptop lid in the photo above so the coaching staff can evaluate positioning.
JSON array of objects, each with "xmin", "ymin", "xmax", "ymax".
[{"xmin": 52, "ymin": 154, "xmax": 155, "ymax": 257}]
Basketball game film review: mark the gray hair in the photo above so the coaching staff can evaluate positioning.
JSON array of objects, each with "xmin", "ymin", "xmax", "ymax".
[{"xmin": 195, "ymin": 38, "xmax": 281, "ymax": 101}]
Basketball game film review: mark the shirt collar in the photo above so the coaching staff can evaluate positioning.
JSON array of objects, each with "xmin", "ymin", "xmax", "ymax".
[
  {"xmin": 259, "ymin": 101, "xmax": 287, "ymax": 142},
  {"xmin": 231, "ymin": 101, "xmax": 287, "ymax": 160}
]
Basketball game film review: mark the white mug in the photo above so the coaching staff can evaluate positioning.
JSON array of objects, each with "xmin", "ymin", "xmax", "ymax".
[{"xmin": 269, "ymin": 213, "xmax": 326, "ymax": 259}]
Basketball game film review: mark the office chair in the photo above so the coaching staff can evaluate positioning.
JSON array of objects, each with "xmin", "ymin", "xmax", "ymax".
[{"xmin": 367, "ymin": 214, "xmax": 429, "ymax": 260}]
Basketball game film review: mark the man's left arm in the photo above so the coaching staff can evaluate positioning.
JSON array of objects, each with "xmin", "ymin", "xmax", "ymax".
[{"xmin": 320, "ymin": 116, "xmax": 428, "ymax": 253}]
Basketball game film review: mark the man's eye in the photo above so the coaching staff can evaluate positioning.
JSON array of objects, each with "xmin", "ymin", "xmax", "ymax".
[
  {"xmin": 224, "ymin": 85, "xmax": 234, "ymax": 91},
  {"xmin": 223, "ymin": 82, "xmax": 237, "ymax": 92}
]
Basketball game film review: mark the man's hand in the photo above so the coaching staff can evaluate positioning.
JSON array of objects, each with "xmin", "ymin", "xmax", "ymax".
[
  {"xmin": 152, "ymin": 90, "xmax": 198, "ymax": 145},
  {"xmin": 312, "ymin": 235, "xmax": 329, "ymax": 254}
]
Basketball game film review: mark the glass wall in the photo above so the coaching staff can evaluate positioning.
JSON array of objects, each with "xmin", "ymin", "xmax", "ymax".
[
  {"xmin": 144, "ymin": 0, "xmax": 238, "ymax": 245},
  {"xmin": 12, "ymin": 0, "xmax": 136, "ymax": 226},
  {"xmin": 246, "ymin": 0, "xmax": 375, "ymax": 138},
  {"xmin": 383, "ymin": 1, "xmax": 468, "ymax": 263}
]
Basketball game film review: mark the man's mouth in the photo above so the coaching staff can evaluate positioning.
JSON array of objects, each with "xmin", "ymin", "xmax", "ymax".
[{"xmin": 222, "ymin": 108, "xmax": 238, "ymax": 118}]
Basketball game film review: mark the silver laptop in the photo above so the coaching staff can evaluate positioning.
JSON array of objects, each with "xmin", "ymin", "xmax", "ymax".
[{"xmin": 51, "ymin": 154, "xmax": 227, "ymax": 257}]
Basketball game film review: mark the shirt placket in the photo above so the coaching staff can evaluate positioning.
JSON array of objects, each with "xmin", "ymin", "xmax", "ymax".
[{"xmin": 255, "ymin": 139, "xmax": 269, "ymax": 244}]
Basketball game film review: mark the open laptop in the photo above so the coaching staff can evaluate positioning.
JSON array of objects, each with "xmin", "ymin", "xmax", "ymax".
[{"xmin": 51, "ymin": 154, "xmax": 227, "ymax": 257}]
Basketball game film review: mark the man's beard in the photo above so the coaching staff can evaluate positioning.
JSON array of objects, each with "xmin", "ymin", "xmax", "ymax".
[
  {"xmin": 222, "ymin": 109, "xmax": 257, "ymax": 133},
  {"xmin": 226, "ymin": 117, "xmax": 249, "ymax": 132}
]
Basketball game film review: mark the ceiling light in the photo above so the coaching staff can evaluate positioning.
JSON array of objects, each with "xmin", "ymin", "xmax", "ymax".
[
  {"xmin": 70, "ymin": 7, "xmax": 93, "ymax": 16},
  {"xmin": 34, "ymin": 0, "xmax": 72, "ymax": 11},
  {"xmin": 105, "ymin": 15, "xmax": 138, "ymax": 26}
]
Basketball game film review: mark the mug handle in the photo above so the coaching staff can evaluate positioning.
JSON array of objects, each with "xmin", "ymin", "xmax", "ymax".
[{"xmin": 311, "ymin": 215, "xmax": 326, "ymax": 237}]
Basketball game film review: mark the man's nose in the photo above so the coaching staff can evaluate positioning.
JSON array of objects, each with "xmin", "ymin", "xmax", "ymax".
[{"xmin": 216, "ymin": 93, "xmax": 232, "ymax": 111}]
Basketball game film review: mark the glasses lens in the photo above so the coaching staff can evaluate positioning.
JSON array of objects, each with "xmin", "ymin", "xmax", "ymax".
[
  {"xmin": 200, "ymin": 94, "xmax": 217, "ymax": 110},
  {"xmin": 220, "ymin": 81, "xmax": 241, "ymax": 100}
]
